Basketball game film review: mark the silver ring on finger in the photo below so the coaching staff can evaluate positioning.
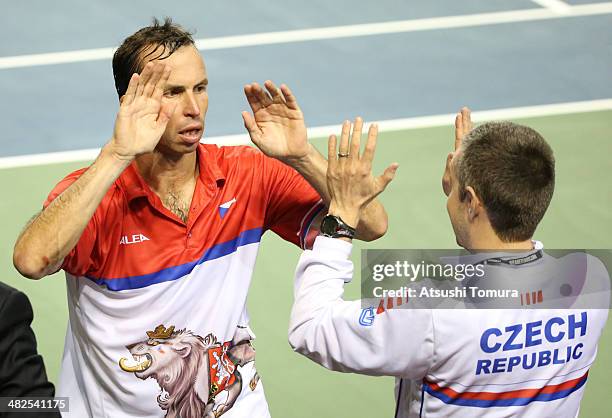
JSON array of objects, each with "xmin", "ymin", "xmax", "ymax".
[{"xmin": 338, "ymin": 152, "xmax": 350, "ymax": 158}]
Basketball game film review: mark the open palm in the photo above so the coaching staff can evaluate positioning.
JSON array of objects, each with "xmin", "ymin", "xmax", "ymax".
[
  {"xmin": 111, "ymin": 62, "xmax": 175, "ymax": 159},
  {"xmin": 242, "ymin": 81, "xmax": 309, "ymax": 162}
]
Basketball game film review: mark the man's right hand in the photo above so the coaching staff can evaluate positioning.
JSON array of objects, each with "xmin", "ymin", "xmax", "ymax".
[
  {"xmin": 108, "ymin": 62, "xmax": 175, "ymax": 160},
  {"xmin": 14, "ymin": 63, "xmax": 176, "ymax": 280}
]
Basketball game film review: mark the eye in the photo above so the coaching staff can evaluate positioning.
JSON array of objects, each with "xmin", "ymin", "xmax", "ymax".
[
  {"xmin": 164, "ymin": 89, "xmax": 180, "ymax": 98},
  {"xmin": 195, "ymin": 84, "xmax": 207, "ymax": 93}
]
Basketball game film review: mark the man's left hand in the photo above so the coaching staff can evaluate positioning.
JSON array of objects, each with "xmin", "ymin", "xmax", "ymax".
[
  {"xmin": 442, "ymin": 107, "xmax": 473, "ymax": 196},
  {"xmin": 242, "ymin": 81, "xmax": 310, "ymax": 163},
  {"xmin": 327, "ymin": 118, "xmax": 399, "ymax": 228}
]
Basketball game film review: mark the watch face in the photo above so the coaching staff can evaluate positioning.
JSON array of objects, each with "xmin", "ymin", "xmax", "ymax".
[
  {"xmin": 321, "ymin": 215, "xmax": 339, "ymax": 235},
  {"xmin": 321, "ymin": 215, "xmax": 355, "ymax": 238}
]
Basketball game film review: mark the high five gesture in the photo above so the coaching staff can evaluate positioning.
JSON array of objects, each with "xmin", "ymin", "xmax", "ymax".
[
  {"xmin": 326, "ymin": 118, "xmax": 399, "ymax": 229},
  {"xmin": 242, "ymin": 80, "xmax": 310, "ymax": 163},
  {"xmin": 109, "ymin": 62, "xmax": 175, "ymax": 160}
]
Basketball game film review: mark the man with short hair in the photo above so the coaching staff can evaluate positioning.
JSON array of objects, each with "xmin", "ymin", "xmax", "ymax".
[
  {"xmin": 289, "ymin": 109, "xmax": 609, "ymax": 417},
  {"xmin": 12, "ymin": 18, "xmax": 387, "ymax": 417}
]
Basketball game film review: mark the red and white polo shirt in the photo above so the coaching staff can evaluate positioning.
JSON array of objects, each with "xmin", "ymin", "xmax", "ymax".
[{"xmin": 44, "ymin": 144, "xmax": 324, "ymax": 418}]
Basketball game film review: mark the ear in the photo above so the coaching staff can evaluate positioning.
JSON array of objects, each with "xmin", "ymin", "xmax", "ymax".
[
  {"xmin": 464, "ymin": 186, "xmax": 481, "ymax": 221},
  {"xmin": 173, "ymin": 343, "xmax": 192, "ymax": 358}
]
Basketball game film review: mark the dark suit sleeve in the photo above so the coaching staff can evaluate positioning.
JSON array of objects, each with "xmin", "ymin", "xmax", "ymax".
[{"xmin": 0, "ymin": 285, "xmax": 60, "ymax": 417}]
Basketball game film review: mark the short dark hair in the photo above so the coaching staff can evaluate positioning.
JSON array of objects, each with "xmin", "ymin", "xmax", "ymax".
[
  {"xmin": 456, "ymin": 121, "xmax": 555, "ymax": 242},
  {"xmin": 112, "ymin": 17, "xmax": 195, "ymax": 98}
]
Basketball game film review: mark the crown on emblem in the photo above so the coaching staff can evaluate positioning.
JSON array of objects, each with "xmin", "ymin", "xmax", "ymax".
[{"xmin": 146, "ymin": 324, "xmax": 175, "ymax": 339}]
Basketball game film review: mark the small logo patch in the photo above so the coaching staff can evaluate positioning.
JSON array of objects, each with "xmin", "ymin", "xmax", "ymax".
[
  {"xmin": 359, "ymin": 307, "xmax": 375, "ymax": 327},
  {"xmin": 120, "ymin": 234, "xmax": 150, "ymax": 245},
  {"xmin": 219, "ymin": 198, "xmax": 237, "ymax": 219}
]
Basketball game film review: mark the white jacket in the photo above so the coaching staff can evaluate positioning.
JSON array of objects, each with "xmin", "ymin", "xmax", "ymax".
[{"xmin": 289, "ymin": 237, "xmax": 609, "ymax": 418}]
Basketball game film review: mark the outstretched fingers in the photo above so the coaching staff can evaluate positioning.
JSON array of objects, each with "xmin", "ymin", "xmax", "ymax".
[
  {"xmin": 280, "ymin": 84, "xmax": 299, "ymax": 110},
  {"xmin": 123, "ymin": 62, "xmax": 169, "ymax": 109},
  {"xmin": 462, "ymin": 107, "xmax": 473, "ymax": 132},
  {"xmin": 135, "ymin": 62, "xmax": 154, "ymax": 98},
  {"xmin": 244, "ymin": 84, "xmax": 263, "ymax": 113},
  {"xmin": 454, "ymin": 106, "xmax": 472, "ymax": 150},
  {"xmin": 362, "ymin": 123, "xmax": 379, "ymax": 164},
  {"xmin": 244, "ymin": 80, "xmax": 301, "ymax": 113},
  {"xmin": 328, "ymin": 134, "xmax": 338, "ymax": 171},
  {"xmin": 242, "ymin": 111, "xmax": 263, "ymax": 144},
  {"xmin": 338, "ymin": 120, "xmax": 351, "ymax": 158},
  {"xmin": 454, "ymin": 113, "xmax": 463, "ymax": 151},
  {"xmin": 122, "ymin": 73, "xmax": 140, "ymax": 106},
  {"xmin": 350, "ymin": 117, "xmax": 363, "ymax": 160},
  {"xmin": 142, "ymin": 63, "xmax": 165, "ymax": 97},
  {"xmin": 375, "ymin": 163, "xmax": 400, "ymax": 193},
  {"xmin": 264, "ymin": 80, "xmax": 283, "ymax": 103},
  {"xmin": 252, "ymin": 82, "xmax": 273, "ymax": 108},
  {"xmin": 153, "ymin": 66, "xmax": 171, "ymax": 101}
]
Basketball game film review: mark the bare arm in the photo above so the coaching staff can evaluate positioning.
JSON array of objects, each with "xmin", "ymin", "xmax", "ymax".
[
  {"xmin": 13, "ymin": 62, "xmax": 174, "ymax": 279},
  {"xmin": 13, "ymin": 150, "xmax": 131, "ymax": 279},
  {"xmin": 241, "ymin": 81, "xmax": 388, "ymax": 241}
]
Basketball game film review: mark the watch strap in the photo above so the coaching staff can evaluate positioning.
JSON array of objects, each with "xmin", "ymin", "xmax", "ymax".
[{"xmin": 320, "ymin": 214, "xmax": 356, "ymax": 239}]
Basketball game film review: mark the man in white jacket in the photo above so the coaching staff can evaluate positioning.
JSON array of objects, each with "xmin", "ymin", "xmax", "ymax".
[{"xmin": 289, "ymin": 110, "xmax": 609, "ymax": 417}]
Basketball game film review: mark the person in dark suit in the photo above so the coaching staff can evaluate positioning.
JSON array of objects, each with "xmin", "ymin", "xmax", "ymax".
[{"xmin": 0, "ymin": 281, "xmax": 59, "ymax": 417}]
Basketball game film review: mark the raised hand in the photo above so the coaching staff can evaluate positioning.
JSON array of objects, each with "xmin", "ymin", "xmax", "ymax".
[
  {"xmin": 109, "ymin": 62, "xmax": 175, "ymax": 160},
  {"xmin": 242, "ymin": 81, "xmax": 309, "ymax": 163},
  {"xmin": 454, "ymin": 107, "xmax": 473, "ymax": 151},
  {"xmin": 443, "ymin": 107, "xmax": 473, "ymax": 196},
  {"xmin": 326, "ymin": 118, "xmax": 399, "ymax": 228}
]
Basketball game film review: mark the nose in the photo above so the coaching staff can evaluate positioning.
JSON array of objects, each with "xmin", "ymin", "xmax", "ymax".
[{"xmin": 182, "ymin": 92, "xmax": 200, "ymax": 117}]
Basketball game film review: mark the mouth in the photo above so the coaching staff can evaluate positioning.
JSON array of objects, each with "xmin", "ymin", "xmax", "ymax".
[
  {"xmin": 119, "ymin": 353, "xmax": 152, "ymax": 373},
  {"xmin": 178, "ymin": 125, "xmax": 203, "ymax": 144}
]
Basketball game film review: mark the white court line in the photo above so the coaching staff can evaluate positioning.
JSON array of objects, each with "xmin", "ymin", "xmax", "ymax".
[
  {"xmin": 1, "ymin": 3, "xmax": 612, "ymax": 70},
  {"xmin": 1, "ymin": 99, "xmax": 611, "ymax": 170},
  {"xmin": 531, "ymin": 0, "xmax": 572, "ymax": 14}
]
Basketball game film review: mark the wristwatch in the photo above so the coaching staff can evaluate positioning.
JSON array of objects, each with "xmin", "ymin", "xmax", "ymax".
[{"xmin": 320, "ymin": 214, "xmax": 356, "ymax": 239}]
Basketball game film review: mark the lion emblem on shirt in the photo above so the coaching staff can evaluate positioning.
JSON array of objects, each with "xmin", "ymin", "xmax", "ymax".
[{"xmin": 119, "ymin": 324, "xmax": 257, "ymax": 418}]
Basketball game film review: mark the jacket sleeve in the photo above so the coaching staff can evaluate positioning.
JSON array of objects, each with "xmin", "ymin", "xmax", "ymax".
[
  {"xmin": 0, "ymin": 284, "xmax": 56, "ymax": 398},
  {"xmin": 288, "ymin": 237, "xmax": 434, "ymax": 379}
]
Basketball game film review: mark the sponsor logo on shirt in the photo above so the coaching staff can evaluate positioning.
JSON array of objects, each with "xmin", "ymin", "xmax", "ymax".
[
  {"xmin": 119, "ymin": 234, "xmax": 150, "ymax": 245},
  {"xmin": 359, "ymin": 296, "xmax": 411, "ymax": 326},
  {"xmin": 359, "ymin": 307, "xmax": 375, "ymax": 326}
]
